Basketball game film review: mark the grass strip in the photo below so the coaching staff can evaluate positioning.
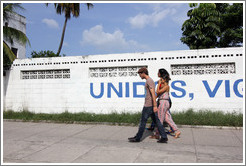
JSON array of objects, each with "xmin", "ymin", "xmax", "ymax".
[
  {"xmin": 173, "ymin": 109, "xmax": 243, "ymax": 127},
  {"xmin": 3, "ymin": 109, "xmax": 243, "ymax": 127}
]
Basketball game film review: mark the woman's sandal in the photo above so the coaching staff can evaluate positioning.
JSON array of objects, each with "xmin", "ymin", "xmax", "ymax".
[{"xmin": 174, "ymin": 131, "xmax": 181, "ymax": 138}]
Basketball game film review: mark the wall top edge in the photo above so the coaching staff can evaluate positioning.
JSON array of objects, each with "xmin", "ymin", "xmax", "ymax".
[{"xmin": 13, "ymin": 47, "xmax": 243, "ymax": 64}]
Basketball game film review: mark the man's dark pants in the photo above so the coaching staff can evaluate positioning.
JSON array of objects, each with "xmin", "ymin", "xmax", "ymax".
[{"xmin": 135, "ymin": 106, "xmax": 167, "ymax": 140}]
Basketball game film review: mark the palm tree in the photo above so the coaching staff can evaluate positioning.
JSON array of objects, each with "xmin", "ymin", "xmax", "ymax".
[
  {"xmin": 3, "ymin": 3, "xmax": 30, "ymax": 66},
  {"xmin": 181, "ymin": 3, "xmax": 221, "ymax": 49},
  {"xmin": 46, "ymin": 3, "xmax": 93, "ymax": 56}
]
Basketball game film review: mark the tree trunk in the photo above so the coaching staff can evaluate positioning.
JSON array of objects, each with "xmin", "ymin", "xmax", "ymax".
[{"xmin": 57, "ymin": 17, "xmax": 67, "ymax": 56}]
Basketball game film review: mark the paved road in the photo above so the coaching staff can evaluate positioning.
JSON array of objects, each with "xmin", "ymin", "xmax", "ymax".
[{"xmin": 2, "ymin": 121, "xmax": 244, "ymax": 164}]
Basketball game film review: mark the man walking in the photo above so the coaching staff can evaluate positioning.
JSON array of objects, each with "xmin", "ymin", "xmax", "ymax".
[{"xmin": 128, "ymin": 67, "xmax": 168, "ymax": 143}]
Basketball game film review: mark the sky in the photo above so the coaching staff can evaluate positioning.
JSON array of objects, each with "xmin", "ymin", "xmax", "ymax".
[{"xmin": 15, "ymin": 2, "xmax": 191, "ymax": 58}]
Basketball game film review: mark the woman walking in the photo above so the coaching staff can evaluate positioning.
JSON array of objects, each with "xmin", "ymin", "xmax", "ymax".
[{"xmin": 150, "ymin": 68, "xmax": 181, "ymax": 139}]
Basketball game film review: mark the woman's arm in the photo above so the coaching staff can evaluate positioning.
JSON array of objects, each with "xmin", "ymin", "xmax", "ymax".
[
  {"xmin": 156, "ymin": 84, "xmax": 169, "ymax": 96},
  {"xmin": 156, "ymin": 79, "xmax": 161, "ymax": 91},
  {"xmin": 156, "ymin": 80, "xmax": 162, "ymax": 97}
]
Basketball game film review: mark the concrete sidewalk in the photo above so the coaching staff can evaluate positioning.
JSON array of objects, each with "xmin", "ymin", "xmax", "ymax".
[{"xmin": 2, "ymin": 121, "xmax": 244, "ymax": 164}]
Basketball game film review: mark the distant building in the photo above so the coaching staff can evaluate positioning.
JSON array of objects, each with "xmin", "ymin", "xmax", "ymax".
[{"xmin": 3, "ymin": 12, "xmax": 26, "ymax": 59}]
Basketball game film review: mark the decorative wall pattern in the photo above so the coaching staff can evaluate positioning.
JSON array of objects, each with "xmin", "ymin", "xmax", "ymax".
[
  {"xmin": 171, "ymin": 63, "xmax": 236, "ymax": 75},
  {"xmin": 89, "ymin": 66, "xmax": 147, "ymax": 78},
  {"xmin": 21, "ymin": 69, "xmax": 70, "ymax": 79}
]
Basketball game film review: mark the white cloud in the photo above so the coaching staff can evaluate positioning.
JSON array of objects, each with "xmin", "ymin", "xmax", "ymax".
[
  {"xmin": 128, "ymin": 3, "xmax": 191, "ymax": 29},
  {"xmin": 42, "ymin": 18, "xmax": 59, "ymax": 29},
  {"xmin": 80, "ymin": 25, "xmax": 148, "ymax": 52},
  {"xmin": 128, "ymin": 8, "xmax": 176, "ymax": 29}
]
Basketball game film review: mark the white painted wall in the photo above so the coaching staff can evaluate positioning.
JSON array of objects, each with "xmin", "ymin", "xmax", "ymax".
[{"xmin": 3, "ymin": 47, "xmax": 244, "ymax": 114}]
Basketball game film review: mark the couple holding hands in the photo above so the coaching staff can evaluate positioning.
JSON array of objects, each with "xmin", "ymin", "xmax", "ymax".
[{"xmin": 128, "ymin": 67, "xmax": 181, "ymax": 143}]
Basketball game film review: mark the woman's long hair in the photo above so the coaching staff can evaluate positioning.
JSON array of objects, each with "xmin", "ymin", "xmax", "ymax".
[{"xmin": 159, "ymin": 68, "xmax": 171, "ymax": 83}]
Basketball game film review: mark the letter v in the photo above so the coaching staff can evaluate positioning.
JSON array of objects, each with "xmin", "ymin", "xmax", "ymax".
[{"xmin": 202, "ymin": 80, "xmax": 223, "ymax": 98}]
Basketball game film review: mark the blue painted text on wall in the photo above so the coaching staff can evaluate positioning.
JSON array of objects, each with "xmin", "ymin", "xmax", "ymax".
[{"xmin": 90, "ymin": 79, "xmax": 243, "ymax": 99}]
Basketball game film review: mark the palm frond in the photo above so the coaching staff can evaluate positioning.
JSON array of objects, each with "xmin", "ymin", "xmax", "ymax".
[
  {"xmin": 3, "ymin": 26, "xmax": 31, "ymax": 46},
  {"xmin": 3, "ymin": 41, "xmax": 16, "ymax": 62},
  {"xmin": 3, "ymin": 3, "xmax": 25, "ymax": 21}
]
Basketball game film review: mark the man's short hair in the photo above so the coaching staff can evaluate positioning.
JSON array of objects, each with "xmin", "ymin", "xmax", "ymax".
[{"xmin": 138, "ymin": 67, "xmax": 148, "ymax": 75}]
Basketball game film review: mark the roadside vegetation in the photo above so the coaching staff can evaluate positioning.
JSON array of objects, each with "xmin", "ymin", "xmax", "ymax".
[{"xmin": 3, "ymin": 109, "xmax": 243, "ymax": 127}]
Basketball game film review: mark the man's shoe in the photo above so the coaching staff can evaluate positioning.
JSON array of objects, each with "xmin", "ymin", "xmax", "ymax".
[
  {"xmin": 157, "ymin": 137, "xmax": 168, "ymax": 143},
  {"xmin": 129, "ymin": 138, "xmax": 140, "ymax": 142},
  {"xmin": 128, "ymin": 136, "xmax": 136, "ymax": 141}
]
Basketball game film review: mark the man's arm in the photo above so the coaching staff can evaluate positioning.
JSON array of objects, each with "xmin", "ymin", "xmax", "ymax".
[{"xmin": 150, "ymin": 88, "xmax": 158, "ymax": 112}]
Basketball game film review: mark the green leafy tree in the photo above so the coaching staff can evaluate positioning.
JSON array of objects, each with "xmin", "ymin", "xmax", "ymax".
[
  {"xmin": 46, "ymin": 3, "xmax": 93, "ymax": 56},
  {"xmin": 181, "ymin": 3, "xmax": 243, "ymax": 49},
  {"xmin": 3, "ymin": 3, "xmax": 30, "ymax": 67},
  {"xmin": 216, "ymin": 3, "xmax": 243, "ymax": 47},
  {"xmin": 31, "ymin": 50, "xmax": 65, "ymax": 58},
  {"xmin": 181, "ymin": 3, "xmax": 221, "ymax": 49}
]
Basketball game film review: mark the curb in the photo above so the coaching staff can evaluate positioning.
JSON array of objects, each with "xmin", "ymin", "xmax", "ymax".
[
  {"xmin": 3, "ymin": 119, "xmax": 243, "ymax": 130},
  {"xmin": 177, "ymin": 124, "xmax": 243, "ymax": 130}
]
